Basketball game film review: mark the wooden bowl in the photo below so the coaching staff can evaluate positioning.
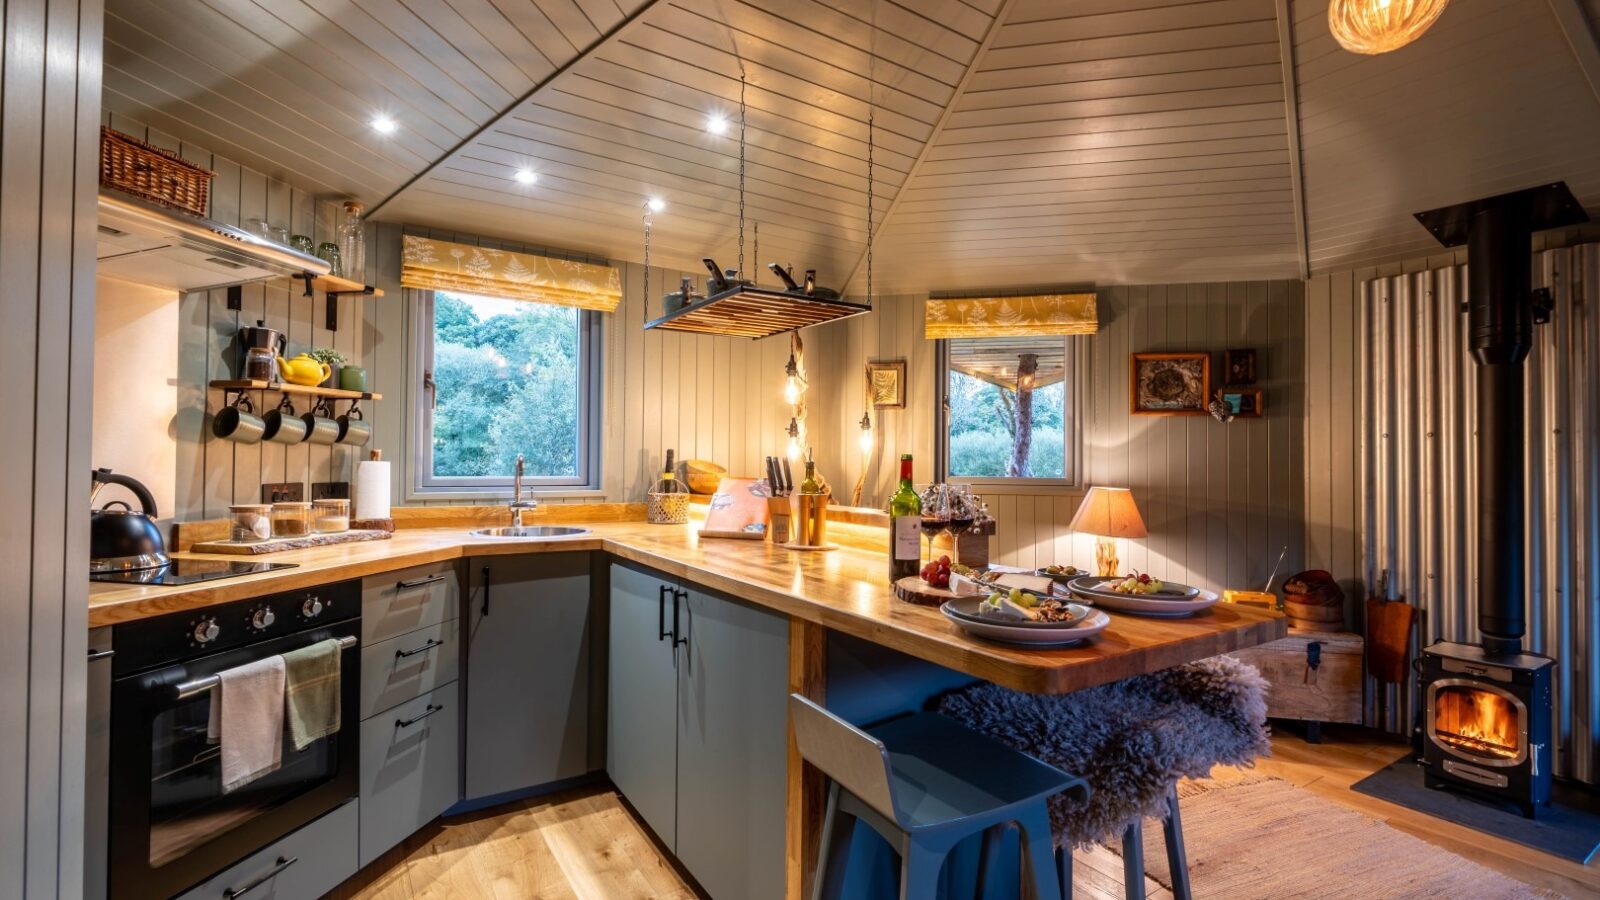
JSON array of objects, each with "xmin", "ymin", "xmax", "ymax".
[
  {"xmin": 1285, "ymin": 598, "xmax": 1345, "ymax": 628},
  {"xmin": 682, "ymin": 459, "xmax": 727, "ymax": 495}
]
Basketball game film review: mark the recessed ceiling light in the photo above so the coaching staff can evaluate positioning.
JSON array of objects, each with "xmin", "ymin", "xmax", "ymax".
[
  {"xmin": 706, "ymin": 115, "xmax": 729, "ymax": 135},
  {"xmin": 647, "ymin": 198, "xmax": 666, "ymax": 213},
  {"xmin": 370, "ymin": 116, "xmax": 398, "ymax": 135},
  {"xmin": 513, "ymin": 169, "xmax": 537, "ymax": 185}
]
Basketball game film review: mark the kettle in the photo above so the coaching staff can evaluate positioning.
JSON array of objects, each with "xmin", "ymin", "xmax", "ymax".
[
  {"xmin": 90, "ymin": 468, "xmax": 169, "ymax": 572},
  {"xmin": 276, "ymin": 353, "xmax": 332, "ymax": 387}
]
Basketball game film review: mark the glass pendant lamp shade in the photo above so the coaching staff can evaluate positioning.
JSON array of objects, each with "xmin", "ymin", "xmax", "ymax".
[{"xmin": 1329, "ymin": 0, "xmax": 1450, "ymax": 55}]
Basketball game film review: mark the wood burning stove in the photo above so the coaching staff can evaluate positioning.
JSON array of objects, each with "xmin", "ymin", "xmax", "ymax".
[
  {"xmin": 1411, "ymin": 184, "xmax": 1584, "ymax": 818},
  {"xmin": 1419, "ymin": 642, "xmax": 1553, "ymax": 818}
]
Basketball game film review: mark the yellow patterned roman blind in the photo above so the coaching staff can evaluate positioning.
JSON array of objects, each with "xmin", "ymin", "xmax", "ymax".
[
  {"xmin": 924, "ymin": 292, "xmax": 1098, "ymax": 338},
  {"xmin": 400, "ymin": 235, "xmax": 622, "ymax": 313}
]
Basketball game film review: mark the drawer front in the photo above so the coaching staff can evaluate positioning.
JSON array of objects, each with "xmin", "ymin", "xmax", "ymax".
[
  {"xmin": 359, "ymin": 686, "xmax": 461, "ymax": 867},
  {"xmin": 360, "ymin": 618, "xmax": 461, "ymax": 720},
  {"xmin": 175, "ymin": 799, "xmax": 358, "ymax": 900},
  {"xmin": 363, "ymin": 562, "xmax": 458, "ymax": 645}
]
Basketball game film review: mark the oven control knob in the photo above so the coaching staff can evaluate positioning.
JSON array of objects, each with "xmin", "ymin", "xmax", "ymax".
[
  {"xmin": 302, "ymin": 596, "xmax": 323, "ymax": 618},
  {"xmin": 193, "ymin": 617, "xmax": 220, "ymax": 644},
  {"xmin": 250, "ymin": 608, "xmax": 275, "ymax": 630}
]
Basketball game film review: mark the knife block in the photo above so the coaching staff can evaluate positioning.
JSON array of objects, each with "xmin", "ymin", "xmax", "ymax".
[{"xmin": 767, "ymin": 497, "xmax": 791, "ymax": 544}]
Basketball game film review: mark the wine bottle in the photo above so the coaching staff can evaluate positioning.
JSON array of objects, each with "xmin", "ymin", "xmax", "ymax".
[{"xmin": 888, "ymin": 454, "xmax": 922, "ymax": 582}]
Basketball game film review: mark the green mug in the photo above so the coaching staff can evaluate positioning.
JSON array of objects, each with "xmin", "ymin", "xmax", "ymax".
[{"xmin": 338, "ymin": 365, "xmax": 367, "ymax": 393}]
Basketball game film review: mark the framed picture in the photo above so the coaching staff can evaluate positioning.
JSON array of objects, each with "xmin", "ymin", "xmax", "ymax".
[
  {"xmin": 1224, "ymin": 348, "xmax": 1258, "ymax": 385},
  {"xmin": 1131, "ymin": 352, "xmax": 1211, "ymax": 415},
  {"xmin": 866, "ymin": 359, "xmax": 907, "ymax": 409}
]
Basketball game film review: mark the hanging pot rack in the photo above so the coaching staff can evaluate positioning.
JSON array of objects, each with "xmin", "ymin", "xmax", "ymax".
[{"xmin": 643, "ymin": 70, "xmax": 873, "ymax": 339}]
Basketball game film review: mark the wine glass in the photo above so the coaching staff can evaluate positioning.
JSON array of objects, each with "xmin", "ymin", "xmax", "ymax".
[
  {"xmin": 920, "ymin": 484, "xmax": 949, "ymax": 562},
  {"xmin": 946, "ymin": 486, "xmax": 976, "ymax": 538}
]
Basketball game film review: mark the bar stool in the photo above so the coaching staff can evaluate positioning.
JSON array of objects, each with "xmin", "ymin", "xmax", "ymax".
[
  {"xmin": 790, "ymin": 694, "xmax": 1088, "ymax": 900},
  {"xmin": 938, "ymin": 657, "xmax": 1271, "ymax": 900}
]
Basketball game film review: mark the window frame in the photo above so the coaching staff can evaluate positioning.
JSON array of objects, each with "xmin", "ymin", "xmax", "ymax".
[
  {"xmin": 408, "ymin": 288, "xmax": 604, "ymax": 499},
  {"xmin": 933, "ymin": 334, "xmax": 1087, "ymax": 494}
]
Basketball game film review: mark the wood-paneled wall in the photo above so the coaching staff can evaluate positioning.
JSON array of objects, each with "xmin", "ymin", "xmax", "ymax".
[
  {"xmin": 103, "ymin": 114, "xmax": 366, "ymax": 520},
  {"xmin": 811, "ymin": 282, "xmax": 1308, "ymax": 595},
  {"xmin": 2, "ymin": 0, "xmax": 102, "ymax": 895}
]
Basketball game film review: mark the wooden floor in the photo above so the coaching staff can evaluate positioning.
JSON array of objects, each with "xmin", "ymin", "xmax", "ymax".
[{"xmin": 331, "ymin": 726, "xmax": 1599, "ymax": 899}]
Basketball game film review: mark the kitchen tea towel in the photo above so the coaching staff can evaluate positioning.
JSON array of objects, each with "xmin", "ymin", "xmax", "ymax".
[
  {"xmin": 283, "ymin": 639, "xmax": 342, "ymax": 751},
  {"xmin": 206, "ymin": 655, "xmax": 287, "ymax": 792}
]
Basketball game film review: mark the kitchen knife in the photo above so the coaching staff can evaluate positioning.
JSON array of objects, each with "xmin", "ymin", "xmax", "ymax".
[{"xmin": 779, "ymin": 457, "xmax": 794, "ymax": 496}]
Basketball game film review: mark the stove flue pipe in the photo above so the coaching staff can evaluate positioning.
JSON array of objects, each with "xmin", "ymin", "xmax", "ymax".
[{"xmin": 1415, "ymin": 184, "xmax": 1587, "ymax": 658}]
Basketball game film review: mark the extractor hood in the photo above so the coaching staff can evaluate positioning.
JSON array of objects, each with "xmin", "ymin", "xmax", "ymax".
[{"xmin": 96, "ymin": 189, "xmax": 329, "ymax": 292}]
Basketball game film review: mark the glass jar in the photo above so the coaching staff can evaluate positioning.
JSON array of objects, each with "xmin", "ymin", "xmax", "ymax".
[
  {"xmin": 337, "ymin": 202, "xmax": 366, "ymax": 282},
  {"xmin": 271, "ymin": 501, "xmax": 312, "ymax": 538},
  {"xmin": 229, "ymin": 504, "xmax": 273, "ymax": 543},
  {"xmin": 316, "ymin": 242, "xmax": 343, "ymax": 278},
  {"xmin": 313, "ymin": 498, "xmax": 350, "ymax": 534},
  {"xmin": 244, "ymin": 346, "xmax": 276, "ymax": 382}
]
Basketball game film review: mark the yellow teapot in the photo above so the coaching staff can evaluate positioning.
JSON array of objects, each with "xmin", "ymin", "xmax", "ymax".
[{"xmin": 276, "ymin": 353, "xmax": 331, "ymax": 386}]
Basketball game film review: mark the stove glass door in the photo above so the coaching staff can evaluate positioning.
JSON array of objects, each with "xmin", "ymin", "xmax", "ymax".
[{"xmin": 1431, "ymin": 680, "xmax": 1525, "ymax": 764}]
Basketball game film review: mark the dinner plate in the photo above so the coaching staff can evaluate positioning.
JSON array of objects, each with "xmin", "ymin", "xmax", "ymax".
[
  {"xmin": 1068, "ymin": 578, "xmax": 1218, "ymax": 617},
  {"xmin": 1067, "ymin": 575, "xmax": 1201, "ymax": 601},
  {"xmin": 940, "ymin": 602, "xmax": 1111, "ymax": 647},
  {"xmin": 943, "ymin": 596, "xmax": 1093, "ymax": 629}
]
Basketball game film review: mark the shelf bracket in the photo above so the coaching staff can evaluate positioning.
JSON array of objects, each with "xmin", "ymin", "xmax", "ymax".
[
  {"xmin": 324, "ymin": 285, "xmax": 375, "ymax": 331},
  {"xmin": 294, "ymin": 271, "xmax": 317, "ymax": 298},
  {"xmin": 227, "ymin": 285, "xmax": 242, "ymax": 311}
]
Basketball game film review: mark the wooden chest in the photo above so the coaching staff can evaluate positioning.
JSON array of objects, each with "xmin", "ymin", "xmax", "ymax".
[{"xmin": 1228, "ymin": 628, "xmax": 1363, "ymax": 726}]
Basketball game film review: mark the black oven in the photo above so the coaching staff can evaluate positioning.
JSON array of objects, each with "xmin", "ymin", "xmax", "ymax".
[{"xmin": 107, "ymin": 581, "xmax": 361, "ymax": 900}]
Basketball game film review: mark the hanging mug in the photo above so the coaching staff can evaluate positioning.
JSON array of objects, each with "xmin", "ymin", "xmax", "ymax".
[
  {"xmin": 262, "ymin": 395, "xmax": 308, "ymax": 444},
  {"xmin": 301, "ymin": 398, "xmax": 340, "ymax": 446},
  {"xmin": 336, "ymin": 402, "xmax": 372, "ymax": 446},
  {"xmin": 212, "ymin": 393, "xmax": 265, "ymax": 443}
]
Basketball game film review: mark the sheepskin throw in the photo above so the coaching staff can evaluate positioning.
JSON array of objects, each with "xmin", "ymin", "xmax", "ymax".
[{"xmin": 938, "ymin": 655, "xmax": 1270, "ymax": 848}]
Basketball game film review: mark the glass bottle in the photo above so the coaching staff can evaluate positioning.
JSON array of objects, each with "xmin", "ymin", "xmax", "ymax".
[
  {"xmin": 337, "ymin": 201, "xmax": 366, "ymax": 282},
  {"xmin": 888, "ymin": 454, "xmax": 922, "ymax": 581},
  {"xmin": 799, "ymin": 449, "xmax": 822, "ymax": 494}
]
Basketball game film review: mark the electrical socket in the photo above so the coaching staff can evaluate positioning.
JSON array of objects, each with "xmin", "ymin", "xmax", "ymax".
[
  {"xmin": 261, "ymin": 482, "xmax": 304, "ymax": 503},
  {"xmin": 312, "ymin": 481, "xmax": 351, "ymax": 500}
]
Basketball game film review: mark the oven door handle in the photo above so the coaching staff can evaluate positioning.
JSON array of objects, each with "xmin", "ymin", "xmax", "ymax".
[{"xmin": 223, "ymin": 855, "xmax": 298, "ymax": 898}]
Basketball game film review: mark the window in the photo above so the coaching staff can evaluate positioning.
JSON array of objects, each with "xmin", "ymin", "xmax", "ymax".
[
  {"xmin": 936, "ymin": 334, "xmax": 1083, "ymax": 489},
  {"xmin": 413, "ymin": 290, "xmax": 601, "ymax": 494}
]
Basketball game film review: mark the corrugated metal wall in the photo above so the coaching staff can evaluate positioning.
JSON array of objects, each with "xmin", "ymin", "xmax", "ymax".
[{"xmin": 1362, "ymin": 245, "xmax": 1600, "ymax": 784}]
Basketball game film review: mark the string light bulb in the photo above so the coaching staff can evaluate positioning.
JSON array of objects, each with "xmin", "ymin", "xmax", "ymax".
[
  {"xmin": 1328, "ymin": 0, "xmax": 1450, "ymax": 55},
  {"xmin": 783, "ymin": 353, "xmax": 801, "ymax": 405},
  {"xmin": 858, "ymin": 410, "xmax": 874, "ymax": 454},
  {"xmin": 786, "ymin": 417, "xmax": 803, "ymax": 461}
]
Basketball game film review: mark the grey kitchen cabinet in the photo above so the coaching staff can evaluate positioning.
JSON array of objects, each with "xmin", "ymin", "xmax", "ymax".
[
  {"xmin": 359, "ymin": 685, "xmax": 460, "ymax": 866},
  {"xmin": 173, "ymin": 800, "xmax": 358, "ymax": 900},
  {"xmin": 607, "ymin": 564, "xmax": 680, "ymax": 848},
  {"xmin": 464, "ymin": 553, "xmax": 595, "ymax": 802},
  {"xmin": 606, "ymin": 563, "xmax": 790, "ymax": 900}
]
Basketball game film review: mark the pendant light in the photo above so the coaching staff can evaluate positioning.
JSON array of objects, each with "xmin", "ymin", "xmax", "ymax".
[{"xmin": 1329, "ymin": 0, "xmax": 1450, "ymax": 55}]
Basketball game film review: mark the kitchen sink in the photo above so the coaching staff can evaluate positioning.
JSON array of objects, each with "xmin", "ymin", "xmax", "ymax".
[{"xmin": 469, "ymin": 526, "xmax": 592, "ymax": 539}]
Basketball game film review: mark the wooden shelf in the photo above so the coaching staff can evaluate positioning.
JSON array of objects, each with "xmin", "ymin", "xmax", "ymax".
[
  {"xmin": 210, "ymin": 380, "xmax": 381, "ymax": 401},
  {"xmin": 287, "ymin": 273, "xmax": 384, "ymax": 298}
]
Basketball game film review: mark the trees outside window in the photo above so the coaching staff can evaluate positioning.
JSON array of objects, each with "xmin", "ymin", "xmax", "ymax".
[
  {"xmin": 416, "ymin": 290, "xmax": 599, "ymax": 492},
  {"xmin": 940, "ymin": 335, "xmax": 1080, "ymax": 486}
]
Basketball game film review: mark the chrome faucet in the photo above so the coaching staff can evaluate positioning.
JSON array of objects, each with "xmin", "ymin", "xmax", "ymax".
[{"xmin": 510, "ymin": 454, "xmax": 539, "ymax": 526}]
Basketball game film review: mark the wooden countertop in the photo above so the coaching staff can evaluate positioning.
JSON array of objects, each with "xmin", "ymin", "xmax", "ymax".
[{"xmin": 89, "ymin": 522, "xmax": 1286, "ymax": 695}]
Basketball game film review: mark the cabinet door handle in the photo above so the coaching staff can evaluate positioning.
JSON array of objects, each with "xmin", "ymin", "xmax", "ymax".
[
  {"xmin": 481, "ymin": 565, "xmax": 490, "ymax": 617},
  {"xmin": 87, "ymin": 648, "xmax": 115, "ymax": 662},
  {"xmin": 658, "ymin": 584, "xmax": 671, "ymax": 641},
  {"xmin": 397, "ymin": 573, "xmax": 447, "ymax": 591},
  {"xmin": 396, "ymin": 638, "xmax": 443, "ymax": 659},
  {"xmin": 224, "ymin": 856, "xmax": 298, "ymax": 898},
  {"xmin": 672, "ymin": 588, "xmax": 689, "ymax": 648},
  {"xmin": 396, "ymin": 704, "xmax": 442, "ymax": 729}
]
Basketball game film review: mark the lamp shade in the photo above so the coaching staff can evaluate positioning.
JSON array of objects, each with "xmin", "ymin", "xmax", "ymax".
[
  {"xmin": 1328, "ymin": 0, "xmax": 1450, "ymax": 55},
  {"xmin": 1069, "ymin": 487, "xmax": 1148, "ymax": 539}
]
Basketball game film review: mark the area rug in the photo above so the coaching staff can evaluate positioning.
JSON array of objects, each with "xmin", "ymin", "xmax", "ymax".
[
  {"xmin": 1114, "ymin": 774, "xmax": 1564, "ymax": 899},
  {"xmin": 1352, "ymin": 757, "xmax": 1600, "ymax": 863}
]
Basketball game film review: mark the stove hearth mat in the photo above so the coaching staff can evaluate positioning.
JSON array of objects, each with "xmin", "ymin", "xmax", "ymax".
[{"xmin": 1354, "ymin": 757, "xmax": 1600, "ymax": 864}]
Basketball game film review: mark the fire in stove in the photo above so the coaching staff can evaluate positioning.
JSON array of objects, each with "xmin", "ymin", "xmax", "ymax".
[{"xmin": 1434, "ymin": 686, "xmax": 1519, "ymax": 761}]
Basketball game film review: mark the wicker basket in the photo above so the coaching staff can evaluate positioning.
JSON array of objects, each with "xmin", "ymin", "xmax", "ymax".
[
  {"xmin": 647, "ymin": 475, "xmax": 690, "ymax": 525},
  {"xmin": 100, "ymin": 127, "xmax": 213, "ymax": 217}
]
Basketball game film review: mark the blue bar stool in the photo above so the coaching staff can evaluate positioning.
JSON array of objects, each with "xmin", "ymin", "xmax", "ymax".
[{"xmin": 791, "ymin": 694, "xmax": 1088, "ymax": 900}]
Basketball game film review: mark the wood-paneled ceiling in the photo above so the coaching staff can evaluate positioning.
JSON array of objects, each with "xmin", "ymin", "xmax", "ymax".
[{"xmin": 102, "ymin": 0, "xmax": 1600, "ymax": 291}]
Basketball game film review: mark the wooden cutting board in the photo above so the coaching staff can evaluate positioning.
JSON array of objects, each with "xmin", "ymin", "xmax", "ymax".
[
  {"xmin": 190, "ymin": 529, "xmax": 392, "ymax": 554},
  {"xmin": 894, "ymin": 576, "xmax": 969, "ymax": 608}
]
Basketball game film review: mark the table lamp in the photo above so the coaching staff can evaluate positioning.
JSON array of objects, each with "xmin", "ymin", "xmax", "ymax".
[{"xmin": 1069, "ymin": 487, "xmax": 1148, "ymax": 576}]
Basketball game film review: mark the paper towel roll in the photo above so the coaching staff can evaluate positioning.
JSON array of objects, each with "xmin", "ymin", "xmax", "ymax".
[{"xmin": 354, "ymin": 459, "xmax": 391, "ymax": 520}]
